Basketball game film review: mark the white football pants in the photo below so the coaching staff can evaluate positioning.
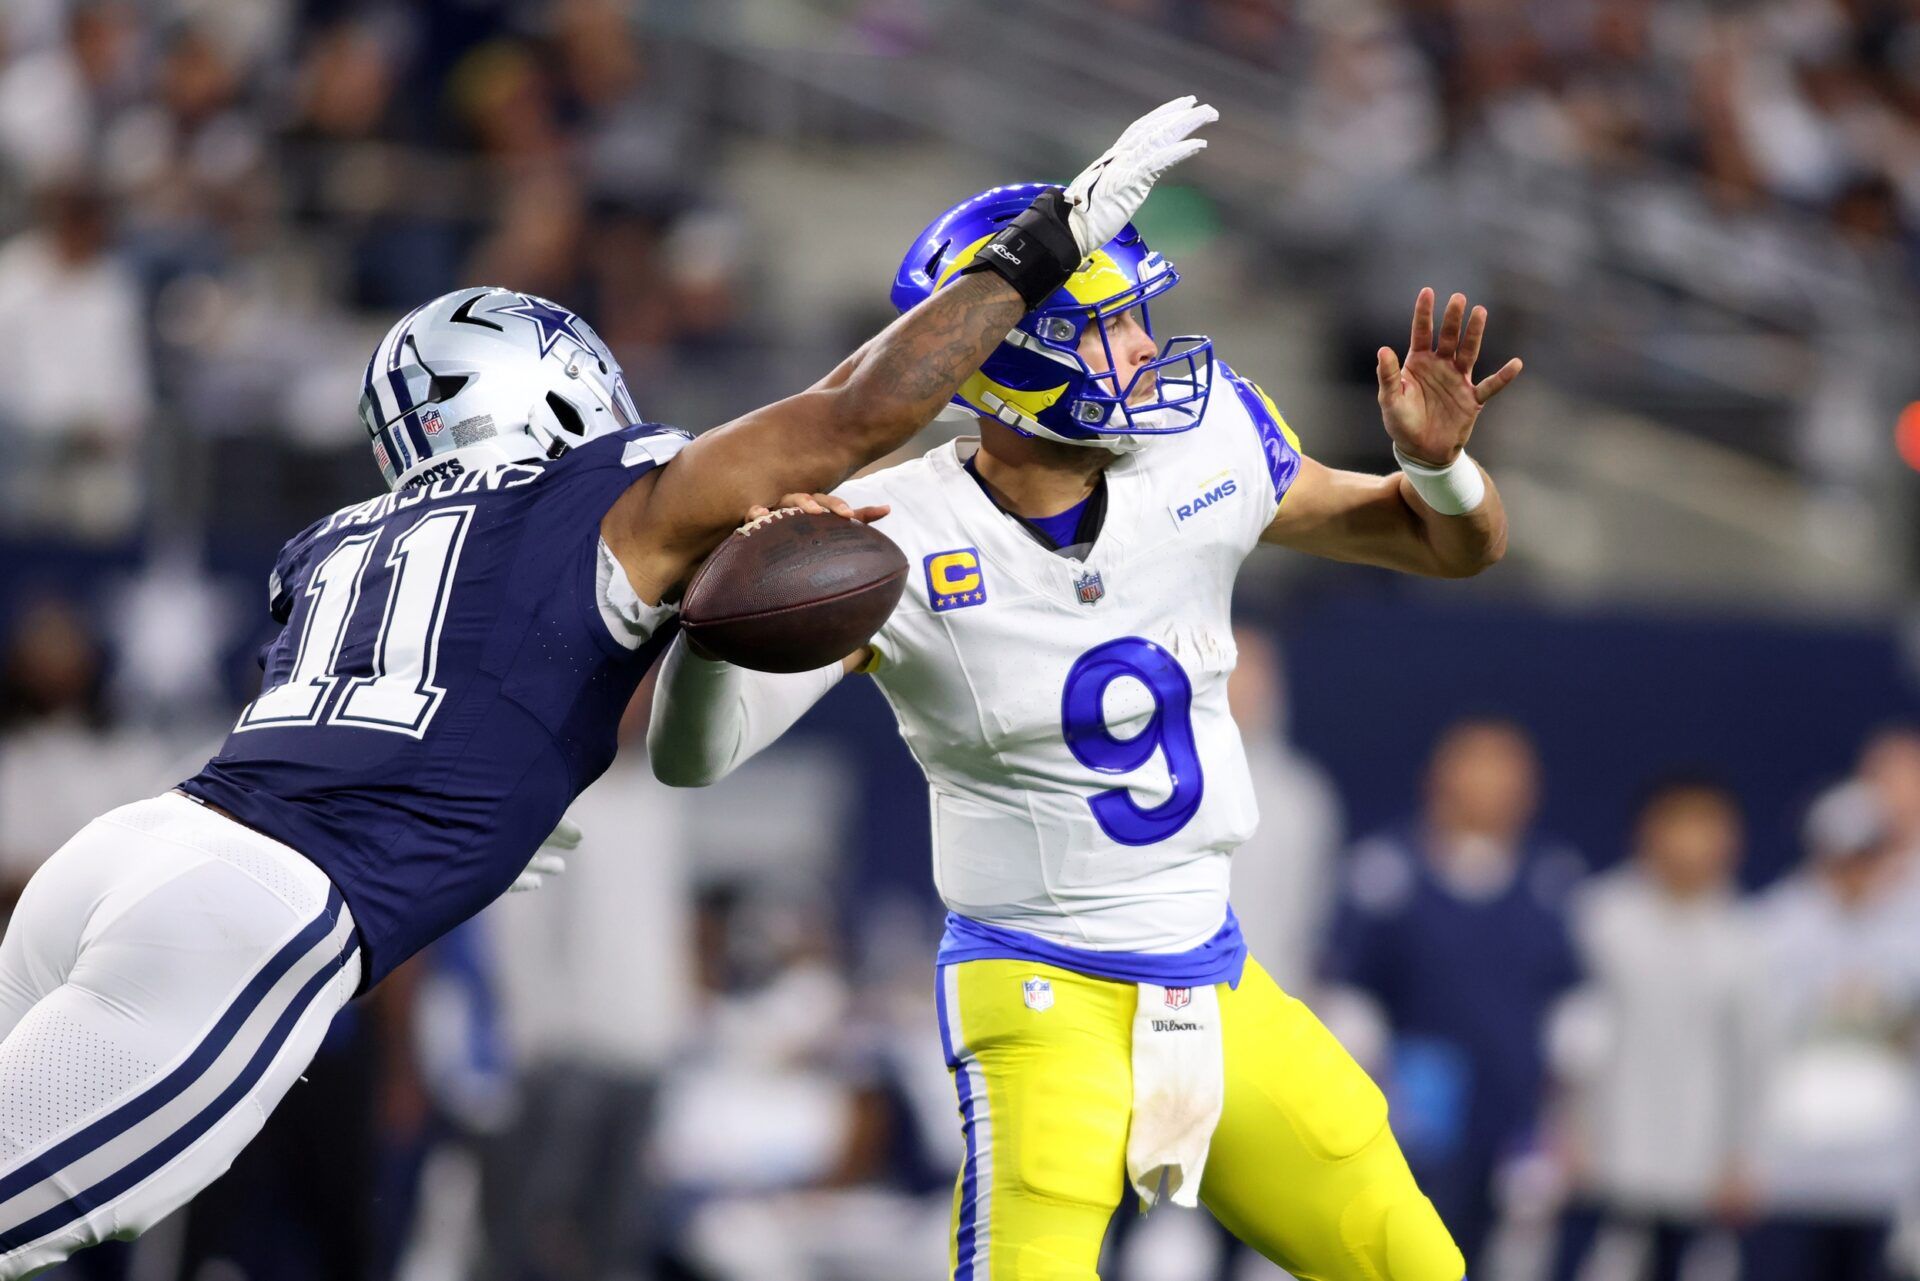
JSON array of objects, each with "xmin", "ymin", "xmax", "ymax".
[{"xmin": 0, "ymin": 793, "xmax": 359, "ymax": 1278}]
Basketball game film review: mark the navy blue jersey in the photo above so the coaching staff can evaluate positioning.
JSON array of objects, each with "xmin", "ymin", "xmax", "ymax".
[{"xmin": 183, "ymin": 424, "xmax": 689, "ymax": 986}]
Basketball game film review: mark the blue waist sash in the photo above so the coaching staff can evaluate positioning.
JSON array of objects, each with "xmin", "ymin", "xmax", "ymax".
[{"xmin": 937, "ymin": 908, "xmax": 1247, "ymax": 988}]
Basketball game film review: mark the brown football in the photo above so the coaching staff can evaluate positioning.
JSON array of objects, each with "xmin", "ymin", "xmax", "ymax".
[{"xmin": 679, "ymin": 509, "xmax": 908, "ymax": 673}]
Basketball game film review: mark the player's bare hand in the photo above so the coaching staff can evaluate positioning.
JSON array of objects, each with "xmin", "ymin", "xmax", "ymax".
[
  {"xmin": 744, "ymin": 494, "xmax": 891, "ymax": 525},
  {"xmin": 1376, "ymin": 288, "xmax": 1524, "ymax": 466}
]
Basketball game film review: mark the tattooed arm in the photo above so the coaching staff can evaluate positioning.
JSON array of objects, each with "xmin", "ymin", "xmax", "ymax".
[
  {"xmin": 605, "ymin": 95, "xmax": 1218, "ymax": 600},
  {"xmin": 602, "ymin": 271, "xmax": 1025, "ymax": 601}
]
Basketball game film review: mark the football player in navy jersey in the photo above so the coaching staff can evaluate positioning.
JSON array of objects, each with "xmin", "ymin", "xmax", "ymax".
[{"xmin": 0, "ymin": 99, "xmax": 1216, "ymax": 1274}]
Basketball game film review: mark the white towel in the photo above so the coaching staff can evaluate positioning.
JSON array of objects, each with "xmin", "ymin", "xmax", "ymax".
[{"xmin": 1126, "ymin": 981, "xmax": 1225, "ymax": 1209}]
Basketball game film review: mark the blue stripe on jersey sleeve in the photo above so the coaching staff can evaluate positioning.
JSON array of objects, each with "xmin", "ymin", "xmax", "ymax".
[{"xmin": 1218, "ymin": 362, "xmax": 1302, "ymax": 504}]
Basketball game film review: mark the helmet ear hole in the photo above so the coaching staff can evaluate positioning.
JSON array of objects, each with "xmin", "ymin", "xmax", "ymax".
[
  {"xmin": 429, "ymin": 374, "xmax": 470, "ymax": 402},
  {"xmin": 923, "ymin": 239, "xmax": 951, "ymax": 280},
  {"xmin": 545, "ymin": 392, "xmax": 587, "ymax": 437}
]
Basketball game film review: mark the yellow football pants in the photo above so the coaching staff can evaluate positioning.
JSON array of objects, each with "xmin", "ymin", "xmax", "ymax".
[{"xmin": 935, "ymin": 956, "xmax": 1464, "ymax": 1281}]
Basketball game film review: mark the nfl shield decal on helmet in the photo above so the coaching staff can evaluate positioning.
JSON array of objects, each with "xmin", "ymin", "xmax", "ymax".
[
  {"xmin": 1074, "ymin": 569, "xmax": 1105, "ymax": 606},
  {"xmin": 1022, "ymin": 977, "xmax": 1054, "ymax": 1012},
  {"xmin": 421, "ymin": 407, "xmax": 445, "ymax": 436},
  {"xmin": 1164, "ymin": 987, "xmax": 1192, "ymax": 1010}
]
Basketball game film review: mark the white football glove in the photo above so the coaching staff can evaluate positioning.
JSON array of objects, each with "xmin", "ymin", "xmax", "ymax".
[
  {"xmin": 1062, "ymin": 96, "xmax": 1218, "ymax": 260},
  {"xmin": 510, "ymin": 817, "xmax": 580, "ymax": 893}
]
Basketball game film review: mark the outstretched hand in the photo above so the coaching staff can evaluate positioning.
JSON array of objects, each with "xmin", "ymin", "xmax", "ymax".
[{"xmin": 1376, "ymin": 289, "xmax": 1523, "ymax": 466}]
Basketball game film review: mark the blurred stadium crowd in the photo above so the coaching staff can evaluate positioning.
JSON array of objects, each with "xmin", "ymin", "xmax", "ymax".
[
  {"xmin": 1128, "ymin": 0, "xmax": 1920, "ymax": 244},
  {"xmin": 2, "ymin": 1, "xmax": 1920, "ymax": 1280},
  {"xmin": 9, "ymin": 603, "xmax": 1920, "ymax": 1281}
]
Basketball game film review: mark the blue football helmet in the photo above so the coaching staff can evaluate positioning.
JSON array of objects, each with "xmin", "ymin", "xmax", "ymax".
[
  {"xmin": 892, "ymin": 182, "xmax": 1213, "ymax": 453},
  {"xmin": 358, "ymin": 287, "xmax": 643, "ymax": 490}
]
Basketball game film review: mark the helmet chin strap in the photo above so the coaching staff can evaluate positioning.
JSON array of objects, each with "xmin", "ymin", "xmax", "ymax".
[
  {"xmin": 970, "ymin": 389, "xmax": 1147, "ymax": 456},
  {"xmin": 980, "ymin": 409, "xmax": 1145, "ymax": 455},
  {"xmin": 1028, "ymin": 420, "xmax": 1146, "ymax": 454}
]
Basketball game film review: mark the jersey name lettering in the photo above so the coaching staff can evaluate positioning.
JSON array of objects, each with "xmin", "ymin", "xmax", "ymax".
[{"xmin": 319, "ymin": 463, "xmax": 542, "ymax": 535}]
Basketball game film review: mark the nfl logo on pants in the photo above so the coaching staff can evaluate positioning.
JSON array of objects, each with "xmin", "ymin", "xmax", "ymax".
[{"xmin": 1022, "ymin": 977, "xmax": 1054, "ymax": 1012}]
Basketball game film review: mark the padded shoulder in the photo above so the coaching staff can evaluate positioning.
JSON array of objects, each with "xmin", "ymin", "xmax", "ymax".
[
  {"xmin": 265, "ymin": 512, "xmax": 336, "ymax": 623},
  {"xmin": 1215, "ymin": 361, "xmax": 1302, "ymax": 504},
  {"xmin": 833, "ymin": 452, "xmax": 947, "ymax": 550},
  {"xmin": 612, "ymin": 422, "xmax": 693, "ymax": 469}
]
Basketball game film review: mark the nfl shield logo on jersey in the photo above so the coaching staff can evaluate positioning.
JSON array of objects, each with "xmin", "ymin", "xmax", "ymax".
[
  {"xmin": 1073, "ymin": 569, "xmax": 1104, "ymax": 606},
  {"xmin": 1022, "ymin": 976, "xmax": 1054, "ymax": 1012},
  {"xmin": 421, "ymin": 407, "xmax": 445, "ymax": 436},
  {"xmin": 1164, "ymin": 987, "xmax": 1191, "ymax": 1010}
]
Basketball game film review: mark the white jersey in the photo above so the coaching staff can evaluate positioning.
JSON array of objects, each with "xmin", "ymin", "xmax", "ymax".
[{"xmin": 838, "ymin": 364, "xmax": 1302, "ymax": 955}]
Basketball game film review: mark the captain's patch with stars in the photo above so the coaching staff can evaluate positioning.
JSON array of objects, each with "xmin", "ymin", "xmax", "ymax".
[{"xmin": 925, "ymin": 548, "xmax": 987, "ymax": 613}]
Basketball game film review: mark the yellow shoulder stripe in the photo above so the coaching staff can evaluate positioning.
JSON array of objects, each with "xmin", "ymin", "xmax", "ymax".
[{"xmin": 1248, "ymin": 379, "xmax": 1302, "ymax": 452}]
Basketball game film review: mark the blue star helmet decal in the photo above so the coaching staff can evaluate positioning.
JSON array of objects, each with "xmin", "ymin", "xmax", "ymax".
[
  {"xmin": 494, "ymin": 292, "xmax": 594, "ymax": 358},
  {"xmin": 358, "ymin": 285, "xmax": 648, "ymax": 492}
]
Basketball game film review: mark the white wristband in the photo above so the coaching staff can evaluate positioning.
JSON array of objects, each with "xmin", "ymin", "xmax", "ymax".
[{"xmin": 1394, "ymin": 446, "xmax": 1485, "ymax": 516}]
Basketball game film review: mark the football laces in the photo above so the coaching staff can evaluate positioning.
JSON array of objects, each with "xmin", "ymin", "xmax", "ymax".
[{"xmin": 737, "ymin": 506, "xmax": 805, "ymax": 536}]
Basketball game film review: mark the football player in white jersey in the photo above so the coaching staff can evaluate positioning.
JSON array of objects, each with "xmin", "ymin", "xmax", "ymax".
[
  {"xmin": 648, "ymin": 184, "xmax": 1521, "ymax": 1281},
  {"xmin": 0, "ymin": 103, "xmax": 1217, "ymax": 1276}
]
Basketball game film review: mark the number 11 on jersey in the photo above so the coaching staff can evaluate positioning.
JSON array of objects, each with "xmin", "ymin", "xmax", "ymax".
[{"xmin": 237, "ymin": 507, "xmax": 473, "ymax": 738}]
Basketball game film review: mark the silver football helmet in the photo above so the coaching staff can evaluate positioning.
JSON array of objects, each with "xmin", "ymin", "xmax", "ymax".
[{"xmin": 358, "ymin": 286, "xmax": 643, "ymax": 490}]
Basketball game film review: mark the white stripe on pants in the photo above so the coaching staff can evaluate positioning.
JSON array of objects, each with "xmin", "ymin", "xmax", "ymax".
[{"xmin": 0, "ymin": 794, "xmax": 360, "ymax": 1278}]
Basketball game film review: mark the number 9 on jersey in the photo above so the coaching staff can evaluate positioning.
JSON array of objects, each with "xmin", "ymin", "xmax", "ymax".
[{"xmin": 1060, "ymin": 636, "xmax": 1205, "ymax": 846}]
